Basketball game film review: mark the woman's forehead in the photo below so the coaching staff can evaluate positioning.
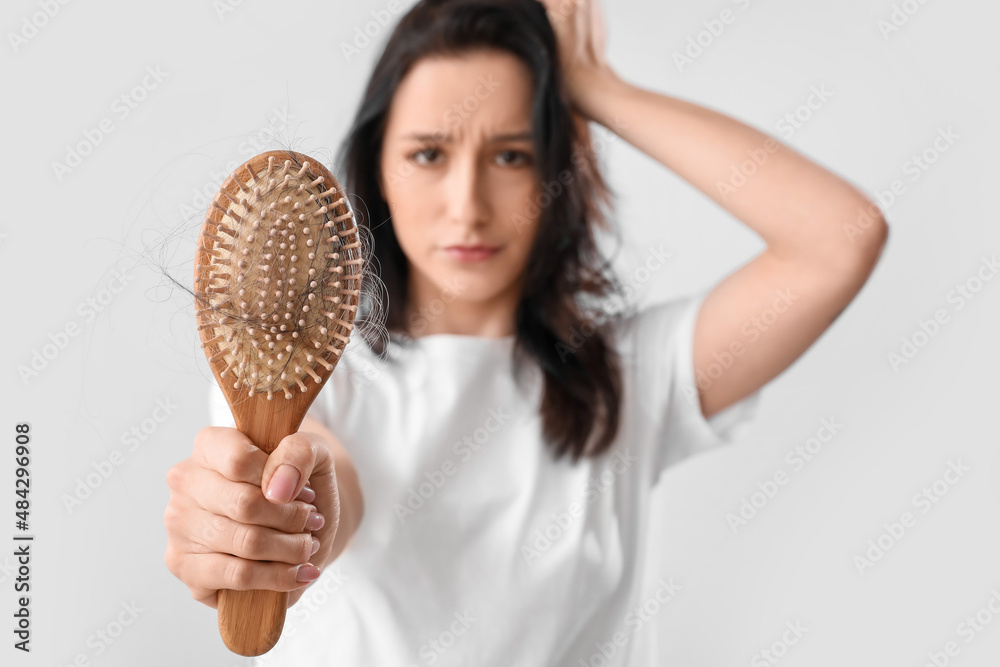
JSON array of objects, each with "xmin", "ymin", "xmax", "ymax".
[{"xmin": 385, "ymin": 51, "xmax": 534, "ymax": 139}]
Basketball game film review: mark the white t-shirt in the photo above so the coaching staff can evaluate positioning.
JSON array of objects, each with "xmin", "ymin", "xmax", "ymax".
[{"xmin": 208, "ymin": 288, "xmax": 761, "ymax": 666}]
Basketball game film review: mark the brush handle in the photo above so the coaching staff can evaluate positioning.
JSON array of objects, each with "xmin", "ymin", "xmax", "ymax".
[
  {"xmin": 218, "ymin": 588, "xmax": 288, "ymax": 657},
  {"xmin": 218, "ymin": 393, "xmax": 311, "ymax": 656}
]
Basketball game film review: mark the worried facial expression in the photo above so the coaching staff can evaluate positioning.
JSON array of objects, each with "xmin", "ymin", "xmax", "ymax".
[{"xmin": 379, "ymin": 49, "xmax": 543, "ymax": 321}]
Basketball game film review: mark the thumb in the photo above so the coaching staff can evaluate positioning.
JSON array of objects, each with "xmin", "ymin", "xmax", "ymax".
[{"xmin": 261, "ymin": 431, "xmax": 335, "ymax": 505}]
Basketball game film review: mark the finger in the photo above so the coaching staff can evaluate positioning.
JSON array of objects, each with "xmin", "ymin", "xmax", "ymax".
[
  {"xmin": 192, "ymin": 426, "xmax": 269, "ymax": 486},
  {"xmin": 165, "ymin": 499, "xmax": 237, "ymax": 556},
  {"xmin": 179, "ymin": 552, "xmax": 322, "ymax": 594},
  {"xmin": 261, "ymin": 432, "xmax": 336, "ymax": 505},
  {"xmin": 296, "ymin": 484, "xmax": 316, "ymax": 503},
  {"xmin": 175, "ymin": 464, "xmax": 322, "ymax": 534},
  {"xmin": 186, "ymin": 505, "xmax": 320, "ymax": 566},
  {"xmin": 193, "ymin": 587, "xmax": 218, "ymax": 609},
  {"xmin": 165, "ymin": 544, "xmax": 221, "ymax": 609}
]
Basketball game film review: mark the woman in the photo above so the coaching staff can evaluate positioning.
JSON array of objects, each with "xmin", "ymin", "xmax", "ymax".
[{"xmin": 164, "ymin": 0, "xmax": 888, "ymax": 663}]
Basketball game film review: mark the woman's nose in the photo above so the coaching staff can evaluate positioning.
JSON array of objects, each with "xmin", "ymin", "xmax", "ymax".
[{"xmin": 445, "ymin": 157, "xmax": 489, "ymax": 229}]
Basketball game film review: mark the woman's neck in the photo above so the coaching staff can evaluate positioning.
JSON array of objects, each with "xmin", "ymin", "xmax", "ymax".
[{"xmin": 405, "ymin": 272, "xmax": 520, "ymax": 339}]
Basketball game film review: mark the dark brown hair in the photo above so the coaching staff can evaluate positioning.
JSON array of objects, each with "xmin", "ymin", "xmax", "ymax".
[{"xmin": 336, "ymin": 0, "xmax": 627, "ymax": 463}]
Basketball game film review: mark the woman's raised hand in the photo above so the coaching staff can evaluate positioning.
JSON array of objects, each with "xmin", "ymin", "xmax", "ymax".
[{"xmin": 538, "ymin": 0, "xmax": 616, "ymax": 119}]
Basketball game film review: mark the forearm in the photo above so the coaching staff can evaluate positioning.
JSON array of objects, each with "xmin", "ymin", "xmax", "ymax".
[{"xmin": 575, "ymin": 69, "xmax": 885, "ymax": 267}]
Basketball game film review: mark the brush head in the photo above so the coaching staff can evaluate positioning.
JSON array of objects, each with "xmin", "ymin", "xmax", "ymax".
[{"xmin": 194, "ymin": 150, "xmax": 362, "ymax": 402}]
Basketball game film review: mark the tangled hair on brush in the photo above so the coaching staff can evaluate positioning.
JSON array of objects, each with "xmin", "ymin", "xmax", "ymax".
[{"xmin": 336, "ymin": 0, "xmax": 628, "ymax": 463}]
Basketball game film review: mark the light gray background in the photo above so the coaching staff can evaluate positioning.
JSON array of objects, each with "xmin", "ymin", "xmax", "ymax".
[{"xmin": 2, "ymin": 0, "xmax": 998, "ymax": 665}]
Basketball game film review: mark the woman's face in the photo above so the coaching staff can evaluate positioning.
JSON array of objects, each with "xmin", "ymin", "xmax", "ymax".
[{"xmin": 379, "ymin": 49, "xmax": 542, "ymax": 325}]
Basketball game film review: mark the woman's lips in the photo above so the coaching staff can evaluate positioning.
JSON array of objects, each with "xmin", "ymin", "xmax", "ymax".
[{"xmin": 442, "ymin": 245, "xmax": 501, "ymax": 262}]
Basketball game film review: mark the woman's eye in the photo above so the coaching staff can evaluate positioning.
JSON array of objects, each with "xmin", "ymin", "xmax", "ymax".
[
  {"xmin": 496, "ymin": 150, "xmax": 531, "ymax": 167},
  {"xmin": 410, "ymin": 147, "xmax": 441, "ymax": 165}
]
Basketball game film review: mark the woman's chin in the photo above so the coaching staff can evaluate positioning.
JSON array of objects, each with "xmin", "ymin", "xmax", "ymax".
[{"xmin": 430, "ymin": 272, "xmax": 515, "ymax": 303}]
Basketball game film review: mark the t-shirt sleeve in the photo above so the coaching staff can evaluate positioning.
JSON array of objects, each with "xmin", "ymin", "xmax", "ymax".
[{"xmin": 632, "ymin": 288, "xmax": 762, "ymax": 484}]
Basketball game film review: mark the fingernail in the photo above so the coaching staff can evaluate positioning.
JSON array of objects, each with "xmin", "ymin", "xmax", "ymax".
[
  {"xmin": 310, "ymin": 537, "xmax": 320, "ymax": 556},
  {"xmin": 296, "ymin": 563, "xmax": 320, "ymax": 583},
  {"xmin": 298, "ymin": 486, "xmax": 316, "ymax": 503},
  {"xmin": 306, "ymin": 512, "xmax": 325, "ymax": 531},
  {"xmin": 266, "ymin": 464, "xmax": 300, "ymax": 503}
]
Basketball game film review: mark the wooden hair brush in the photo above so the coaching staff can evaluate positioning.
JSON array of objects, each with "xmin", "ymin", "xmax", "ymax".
[{"xmin": 194, "ymin": 149, "xmax": 362, "ymax": 656}]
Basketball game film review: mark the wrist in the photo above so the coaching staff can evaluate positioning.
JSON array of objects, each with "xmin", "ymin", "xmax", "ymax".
[
  {"xmin": 567, "ymin": 66, "xmax": 628, "ymax": 127},
  {"xmin": 325, "ymin": 438, "xmax": 364, "ymax": 563}
]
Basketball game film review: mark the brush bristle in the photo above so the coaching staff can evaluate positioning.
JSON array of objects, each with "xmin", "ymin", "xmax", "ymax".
[{"xmin": 195, "ymin": 152, "xmax": 362, "ymax": 400}]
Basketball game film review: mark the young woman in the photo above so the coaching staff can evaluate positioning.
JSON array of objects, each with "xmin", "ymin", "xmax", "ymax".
[{"xmin": 164, "ymin": 0, "xmax": 888, "ymax": 663}]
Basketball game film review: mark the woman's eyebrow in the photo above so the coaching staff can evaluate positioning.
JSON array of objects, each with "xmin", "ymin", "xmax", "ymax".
[
  {"xmin": 490, "ymin": 130, "xmax": 532, "ymax": 142},
  {"xmin": 400, "ymin": 130, "xmax": 532, "ymax": 143}
]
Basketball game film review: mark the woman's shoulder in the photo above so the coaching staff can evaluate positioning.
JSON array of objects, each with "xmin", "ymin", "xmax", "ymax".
[{"xmin": 604, "ymin": 290, "xmax": 706, "ymax": 353}]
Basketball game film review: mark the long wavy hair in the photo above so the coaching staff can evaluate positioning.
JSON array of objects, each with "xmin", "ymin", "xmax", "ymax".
[{"xmin": 336, "ymin": 0, "xmax": 627, "ymax": 463}]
